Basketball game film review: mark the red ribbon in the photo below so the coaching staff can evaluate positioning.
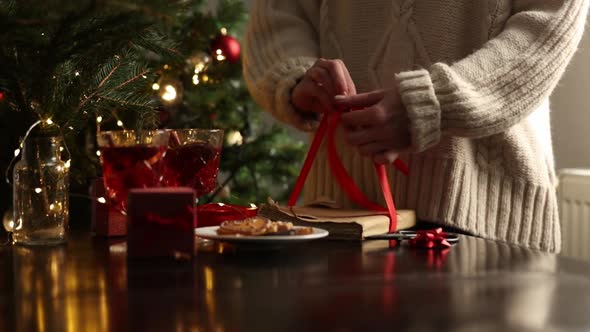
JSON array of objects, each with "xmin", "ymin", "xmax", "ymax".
[
  {"xmin": 288, "ymin": 110, "xmax": 409, "ymax": 233},
  {"xmin": 408, "ymin": 228, "xmax": 452, "ymax": 249},
  {"xmin": 143, "ymin": 205, "xmax": 195, "ymax": 232}
]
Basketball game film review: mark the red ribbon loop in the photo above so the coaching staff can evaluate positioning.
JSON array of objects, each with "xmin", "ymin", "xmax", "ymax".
[{"xmin": 288, "ymin": 110, "xmax": 408, "ymax": 233}]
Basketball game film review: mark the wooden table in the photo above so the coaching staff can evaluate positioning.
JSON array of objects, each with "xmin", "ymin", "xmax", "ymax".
[{"xmin": 1, "ymin": 232, "xmax": 590, "ymax": 332}]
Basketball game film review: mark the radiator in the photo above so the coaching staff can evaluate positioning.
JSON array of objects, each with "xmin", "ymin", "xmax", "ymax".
[{"xmin": 558, "ymin": 168, "xmax": 590, "ymax": 261}]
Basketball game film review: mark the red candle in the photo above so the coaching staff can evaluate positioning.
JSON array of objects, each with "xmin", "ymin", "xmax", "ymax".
[{"xmin": 196, "ymin": 203, "xmax": 258, "ymax": 227}]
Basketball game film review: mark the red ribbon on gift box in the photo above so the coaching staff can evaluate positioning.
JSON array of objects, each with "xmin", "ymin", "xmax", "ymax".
[
  {"xmin": 143, "ymin": 205, "xmax": 195, "ymax": 232},
  {"xmin": 288, "ymin": 109, "xmax": 409, "ymax": 233}
]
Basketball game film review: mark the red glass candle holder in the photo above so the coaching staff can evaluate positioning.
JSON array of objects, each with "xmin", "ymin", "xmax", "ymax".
[
  {"xmin": 161, "ymin": 129, "xmax": 223, "ymax": 198},
  {"xmin": 97, "ymin": 130, "xmax": 169, "ymax": 213}
]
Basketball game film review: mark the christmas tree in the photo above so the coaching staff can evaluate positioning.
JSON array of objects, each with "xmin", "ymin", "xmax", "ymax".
[{"xmin": 0, "ymin": 0, "xmax": 305, "ymax": 221}]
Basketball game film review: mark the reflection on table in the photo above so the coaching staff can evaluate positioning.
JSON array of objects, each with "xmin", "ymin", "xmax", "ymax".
[{"xmin": 1, "ymin": 234, "xmax": 590, "ymax": 332}]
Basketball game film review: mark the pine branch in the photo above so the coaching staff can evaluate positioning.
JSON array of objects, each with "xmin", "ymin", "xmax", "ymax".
[
  {"xmin": 76, "ymin": 67, "xmax": 150, "ymax": 115},
  {"xmin": 38, "ymin": 1, "xmax": 98, "ymax": 105},
  {"xmin": 216, "ymin": 0, "xmax": 247, "ymax": 28},
  {"xmin": 96, "ymin": 94, "xmax": 153, "ymax": 109},
  {"xmin": 60, "ymin": 14, "xmax": 152, "ymax": 63},
  {"xmin": 131, "ymin": 31, "xmax": 184, "ymax": 65},
  {"xmin": 107, "ymin": 69, "xmax": 149, "ymax": 94},
  {"xmin": 97, "ymin": 60, "xmax": 122, "ymax": 89}
]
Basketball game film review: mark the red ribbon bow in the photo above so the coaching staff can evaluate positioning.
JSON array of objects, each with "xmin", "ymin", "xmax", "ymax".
[
  {"xmin": 288, "ymin": 109, "xmax": 409, "ymax": 233},
  {"xmin": 408, "ymin": 228, "xmax": 452, "ymax": 249}
]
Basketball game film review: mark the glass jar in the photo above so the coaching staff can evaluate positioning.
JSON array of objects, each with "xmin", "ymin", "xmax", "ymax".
[{"xmin": 13, "ymin": 136, "xmax": 69, "ymax": 245}]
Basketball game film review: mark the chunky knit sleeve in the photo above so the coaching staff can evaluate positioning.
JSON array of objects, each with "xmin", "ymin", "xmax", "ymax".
[
  {"xmin": 395, "ymin": 0, "xmax": 589, "ymax": 152},
  {"xmin": 243, "ymin": 0, "xmax": 321, "ymax": 132}
]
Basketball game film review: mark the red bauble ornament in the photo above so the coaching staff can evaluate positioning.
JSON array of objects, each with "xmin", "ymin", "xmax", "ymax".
[{"xmin": 210, "ymin": 34, "xmax": 241, "ymax": 63}]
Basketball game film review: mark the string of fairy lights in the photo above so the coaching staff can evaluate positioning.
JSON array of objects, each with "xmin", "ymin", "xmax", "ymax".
[{"xmin": 2, "ymin": 28, "xmax": 244, "ymax": 233}]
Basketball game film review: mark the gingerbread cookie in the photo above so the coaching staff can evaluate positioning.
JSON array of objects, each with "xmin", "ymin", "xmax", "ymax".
[{"xmin": 217, "ymin": 216, "xmax": 313, "ymax": 236}]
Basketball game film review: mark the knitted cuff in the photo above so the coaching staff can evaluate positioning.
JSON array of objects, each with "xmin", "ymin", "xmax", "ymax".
[
  {"xmin": 395, "ymin": 69, "xmax": 441, "ymax": 152},
  {"xmin": 269, "ymin": 56, "xmax": 319, "ymax": 132}
]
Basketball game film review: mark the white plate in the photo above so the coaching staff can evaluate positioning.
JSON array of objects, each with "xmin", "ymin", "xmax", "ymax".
[{"xmin": 195, "ymin": 226, "xmax": 329, "ymax": 244}]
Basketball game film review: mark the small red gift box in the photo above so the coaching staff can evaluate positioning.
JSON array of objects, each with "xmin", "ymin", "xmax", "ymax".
[
  {"xmin": 90, "ymin": 178, "xmax": 127, "ymax": 237},
  {"xmin": 127, "ymin": 187, "xmax": 196, "ymax": 258}
]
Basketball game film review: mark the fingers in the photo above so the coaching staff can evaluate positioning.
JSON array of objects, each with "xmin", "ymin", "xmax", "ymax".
[
  {"xmin": 340, "ymin": 105, "xmax": 391, "ymax": 127},
  {"xmin": 346, "ymin": 125, "xmax": 391, "ymax": 146},
  {"xmin": 306, "ymin": 65, "xmax": 336, "ymax": 97},
  {"xmin": 311, "ymin": 84, "xmax": 334, "ymax": 112},
  {"xmin": 356, "ymin": 139, "xmax": 402, "ymax": 164},
  {"xmin": 334, "ymin": 90, "xmax": 385, "ymax": 110},
  {"xmin": 373, "ymin": 151, "xmax": 399, "ymax": 165},
  {"xmin": 292, "ymin": 76, "xmax": 333, "ymax": 113},
  {"xmin": 291, "ymin": 58, "xmax": 357, "ymax": 114},
  {"xmin": 358, "ymin": 141, "xmax": 391, "ymax": 156},
  {"xmin": 340, "ymin": 60, "xmax": 357, "ymax": 96},
  {"xmin": 315, "ymin": 58, "xmax": 352, "ymax": 96},
  {"xmin": 343, "ymin": 114, "xmax": 411, "ymax": 164}
]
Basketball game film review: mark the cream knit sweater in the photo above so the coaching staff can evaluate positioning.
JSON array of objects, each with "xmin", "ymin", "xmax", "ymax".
[{"xmin": 243, "ymin": 0, "xmax": 589, "ymax": 252}]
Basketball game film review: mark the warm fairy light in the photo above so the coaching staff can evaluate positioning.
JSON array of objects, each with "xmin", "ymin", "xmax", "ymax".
[
  {"xmin": 163, "ymin": 64, "xmax": 170, "ymax": 70},
  {"xmin": 201, "ymin": 74, "xmax": 209, "ymax": 83},
  {"xmin": 216, "ymin": 49, "xmax": 226, "ymax": 61},
  {"xmin": 64, "ymin": 160, "xmax": 71, "ymax": 168},
  {"xmin": 192, "ymin": 75, "xmax": 200, "ymax": 85},
  {"xmin": 6, "ymin": 220, "xmax": 14, "ymax": 232},
  {"xmin": 14, "ymin": 149, "xmax": 20, "ymax": 157},
  {"xmin": 194, "ymin": 63, "xmax": 206, "ymax": 74},
  {"xmin": 96, "ymin": 116, "xmax": 103, "ymax": 123},
  {"xmin": 152, "ymin": 83, "xmax": 160, "ymax": 90},
  {"xmin": 226, "ymin": 130, "xmax": 243, "ymax": 146},
  {"xmin": 96, "ymin": 150, "xmax": 101, "ymax": 157},
  {"xmin": 142, "ymin": 75, "xmax": 147, "ymax": 79},
  {"xmin": 59, "ymin": 146, "xmax": 64, "ymax": 152},
  {"xmin": 161, "ymin": 85, "xmax": 177, "ymax": 101},
  {"xmin": 45, "ymin": 118, "xmax": 54, "ymax": 125},
  {"xmin": 68, "ymin": 126, "xmax": 74, "ymax": 130},
  {"xmin": 34, "ymin": 188, "xmax": 42, "ymax": 194},
  {"xmin": 97, "ymin": 197, "xmax": 107, "ymax": 204},
  {"xmin": 74, "ymin": 71, "xmax": 80, "ymax": 77},
  {"xmin": 221, "ymin": 27, "xmax": 227, "ymax": 35},
  {"xmin": 249, "ymin": 203, "xmax": 257, "ymax": 208},
  {"xmin": 116, "ymin": 120, "xmax": 123, "ymax": 127},
  {"xmin": 49, "ymin": 204, "xmax": 55, "ymax": 210}
]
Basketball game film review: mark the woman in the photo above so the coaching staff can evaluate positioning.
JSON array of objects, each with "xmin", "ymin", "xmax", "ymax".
[{"xmin": 242, "ymin": 0, "xmax": 589, "ymax": 252}]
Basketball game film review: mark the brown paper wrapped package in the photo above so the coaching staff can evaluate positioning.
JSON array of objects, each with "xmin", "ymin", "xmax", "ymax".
[{"xmin": 259, "ymin": 199, "xmax": 416, "ymax": 240}]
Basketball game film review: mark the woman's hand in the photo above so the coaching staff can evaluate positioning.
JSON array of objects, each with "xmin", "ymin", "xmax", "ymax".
[
  {"xmin": 334, "ymin": 88, "xmax": 410, "ymax": 164},
  {"xmin": 291, "ymin": 58, "xmax": 356, "ymax": 115}
]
